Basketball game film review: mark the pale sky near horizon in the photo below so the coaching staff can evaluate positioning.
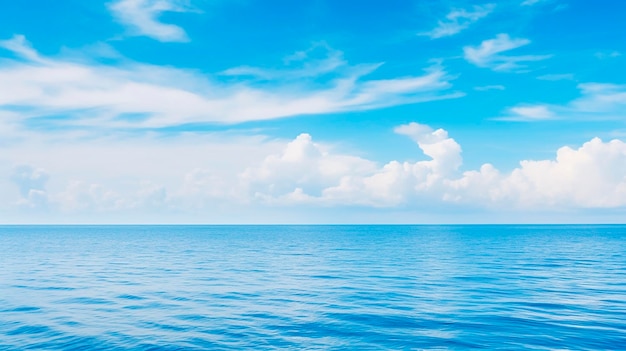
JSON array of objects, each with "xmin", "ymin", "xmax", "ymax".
[{"xmin": 1, "ymin": 0, "xmax": 626, "ymax": 223}]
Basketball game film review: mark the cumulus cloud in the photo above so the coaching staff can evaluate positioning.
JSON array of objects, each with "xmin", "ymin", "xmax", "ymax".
[
  {"xmin": 447, "ymin": 138, "xmax": 626, "ymax": 208},
  {"xmin": 236, "ymin": 124, "xmax": 626, "ymax": 211},
  {"xmin": 240, "ymin": 123, "xmax": 463, "ymax": 207},
  {"xmin": 464, "ymin": 33, "xmax": 551, "ymax": 71},
  {"xmin": 420, "ymin": 4, "xmax": 495, "ymax": 39},
  {"xmin": 3, "ymin": 124, "xmax": 626, "ymax": 220},
  {"xmin": 0, "ymin": 35, "xmax": 460, "ymax": 128},
  {"xmin": 108, "ymin": 0, "xmax": 194, "ymax": 42},
  {"xmin": 240, "ymin": 133, "xmax": 377, "ymax": 203}
]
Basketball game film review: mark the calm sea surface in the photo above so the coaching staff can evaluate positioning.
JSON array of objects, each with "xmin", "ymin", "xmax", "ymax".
[{"xmin": 1, "ymin": 225, "xmax": 625, "ymax": 350}]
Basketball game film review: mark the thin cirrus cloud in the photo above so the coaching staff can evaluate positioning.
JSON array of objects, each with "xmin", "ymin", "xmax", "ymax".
[
  {"xmin": 498, "ymin": 83, "xmax": 626, "ymax": 121},
  {"xmin": 463, "ymin": 33, "xmax": 552, "ymax": 72},
  {"xmin": 521, "ymin": 0, "xmax": 548, "ymax": 6},
  {"xmin": 420, "ymin": 4, "xmax": 495, "ymax": 39},
  {"xmin": 537, "ymin": 73, "xmax": 574, "ymax": 81},
  {"xmin": 474, "ymin": 85, "xmax": 505, "ymax": 91},
  {"xmin": 220, "ymin": 43, "xmax": 348, "ymax": 81},
  {"xmin": 0, "ymin": 35, "xmax": 462, "ymax": 129},
  {"xmin": 108, "ymin": 0, "xmax": 195, "ymax": 42}
]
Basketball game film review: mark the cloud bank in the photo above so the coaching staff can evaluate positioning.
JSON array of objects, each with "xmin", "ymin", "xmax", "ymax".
[{"xmin": 4, "ymin": 123, "xmax": 626, "ymax": 222}]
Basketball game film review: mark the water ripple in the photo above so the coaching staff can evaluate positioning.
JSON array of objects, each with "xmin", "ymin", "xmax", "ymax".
[{"xmin": 1, "ymin": 225, "xmax": 626, "ymax": 350}]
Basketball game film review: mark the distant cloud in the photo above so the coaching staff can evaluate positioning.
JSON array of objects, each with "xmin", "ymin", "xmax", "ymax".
[
  {"xmin": 595, "ymin": 51, "xmax": 622, "ymax": 59},
  {"xmin": 243, "ymin": 123, "xmax": 464, "ymax": 207},
  {"xmin": 420, "ymin": 4, "xmax": 495, "ymax": 39},
  {"xmin": 221, "ymin": 43, "xmax": 347, "ymax": 80},
  {"xmin": 447, "ymin": 137, "xmax": 626, "ymax": 209},
  {"xmin": 537, "ymin": 73, "xmax": 574, "ymax": 81},
  {"xmin": 4, "ymin": 123, "xmax": 626, "ymax": 219},
  {"xmin": 463, "ymin": 33, "xmax": 551, "ymax": 71},
  {"xmin": 240, "ymin": 123, "xmax": 626, "ymax": 210},
  {"xmin": 11, "ymin": 165, "xmax": 49, "ymax": 197},
  {"xmin": 108, "ymin": 0, "xmax": 194, "ymax": 42},
  {"xmin": 0, "ymin": 35, "xmax": 462, "ymax": 128},
  {"xmin": 0, "ymin": 35, "xmax": 46, "ymax": 63},
  {"xmin": 498, "ymin": 82, "xmax": 626, "ymax": 121},
  {"xmin": 11, "ymin": 165, "xmax": 50, "ymax": 209},
  {"xmin": 474, "ymin": 85, "xmax": 505, "ymax": 91},
  {"xmin": 521, "ymin": 0, "xmax": 545, "ymax": 6},
  {"xmin": 500, "ymin": 105, "xmax": 554, "ymax": 121}
]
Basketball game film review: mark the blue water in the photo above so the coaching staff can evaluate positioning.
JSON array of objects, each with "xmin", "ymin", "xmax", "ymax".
[{"xmin": 1, "ymin": 225, "xmax": 625, "ymax": 350}]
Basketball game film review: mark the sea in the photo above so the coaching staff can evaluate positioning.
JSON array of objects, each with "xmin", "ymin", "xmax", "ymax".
[{"xmin": 1, "ymin": 225, "xmax": 625, "ymax": 350}]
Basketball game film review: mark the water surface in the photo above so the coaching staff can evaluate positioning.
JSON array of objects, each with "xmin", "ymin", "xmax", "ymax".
[{"xmin": 1, "ymin": 225, "xmax": 625, "ymax": 350}]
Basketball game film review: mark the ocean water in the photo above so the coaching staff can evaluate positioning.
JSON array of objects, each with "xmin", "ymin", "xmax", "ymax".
[{"xmin": 1, "ymin": 225, "xmax": 625, "ymax": 350}]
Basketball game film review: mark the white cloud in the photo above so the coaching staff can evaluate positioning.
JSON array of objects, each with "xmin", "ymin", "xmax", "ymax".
[
  {"xmin": 251, "ymin": 127, "xmax": 626, "ymax": 211},
  {"xmin": 221, "ymin": 43, "xmax": 347, "ymax": 80},
  {"xmin": 10, "ymin": 165, "xmax": 50, "ymax": 209},
  {"xmin": 595, "ymin": 51, "xmax": 622, "ymax": 59},
  {"xmin": 241, "ymin": 123, "xmax": 463, "ymax": 207},
  {"xmin": 0, "ymin": 35, "xmax": 460, "ymax": 128},
  {"xmin": 240, "ymin": 133, "xmax": 377, "ymax": 203},
  {"xmin": 3, "ymin": 123, "xmax": 626, "ymax": 221},
  {"xmin": 235, "ymin": 123, "xmax": 626, "ymax": 211},
  {"xmin": 0, "ymin": 131, "xmax": 284, "ymax": 220},
  {"xmin": 503, "ymin": 105, "xmax": 554, "ymax": 121},
  {"xmin": 570, "ymin": 83, "xmax": 626, "ymax": 113},
  {"xmin": 0, "ymin": 35, "xmax": 46, "ymax": 63},
  {"xmin": 474, "ymin": 85, "xmax": 505, "ymax": 91},
  {"xmin": 420, "ymin": 4, "xmax": 495, "ymax": 39},
  {"xmin": 463, "ymin": 33, "xmax": 551, "ymax": 71},
  {"xmin": 11, "ymin": 165, "xmax": 49, "ymax": 197},
  {"xmin": 521, "ymin": 0, "xmax": 545, "ymax": 6},
  {"xmin": 448, "ymin": 138, "xmax": 626, "ymax": 208},
  {"xmin": 108, "ymin": 0, "xmax": 194, "ymax": 42},
  {"xmin": 537, "ymin": 73, "xmax": 574, "ymax": 81},
  {"xmin": 500, "ymin": 82, "xmax": 626, "ymax": 121}
]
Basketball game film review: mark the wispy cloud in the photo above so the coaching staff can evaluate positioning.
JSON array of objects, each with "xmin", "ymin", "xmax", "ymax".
[
  {"xmin": 474, "ymin": 85, "xmax": 505, "ymax": 91},
  {"xmin": 420, "ymin": 4, "xmax": 495, "ymax": 39},
  {"xmin": 463, "ymin": 34, "xmax": 552, "ymax": 71},
  {"xmin": 498, "ymin": 105, "xmax": 554, "ymax": 121},
  {"xmin": 108, "ymin": 0, "xmax": 195, "ymax": 42},
  {"xmin": 221, "ymin": 43, "xmax": 347, "ymax": 81},
  {"xmin": 537, "ymin": 73, "xmax": 574, "ymax": 81},
  {"xmin": 0, "ymin": 35, "xmax": 462, "ymax": 129},
  {"xmin": 595, "ymin": 51, "xmax": 622, "ymax": 59},
  {"xmin": 521, "ymin": 0, "xmax": 545, "ymax": 6},
  {"xmin": 497, "ymin": 83, "xmax": 626, "ymax": 121},
  {"xmin": 0, "ymin": 35, "xmax": 46, "ymax": 63}
]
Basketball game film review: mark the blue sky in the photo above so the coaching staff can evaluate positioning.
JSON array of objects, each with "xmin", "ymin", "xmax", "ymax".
[{"xmin": 1, "ymin": 0, "xmax": 625, "ymax": 223}]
